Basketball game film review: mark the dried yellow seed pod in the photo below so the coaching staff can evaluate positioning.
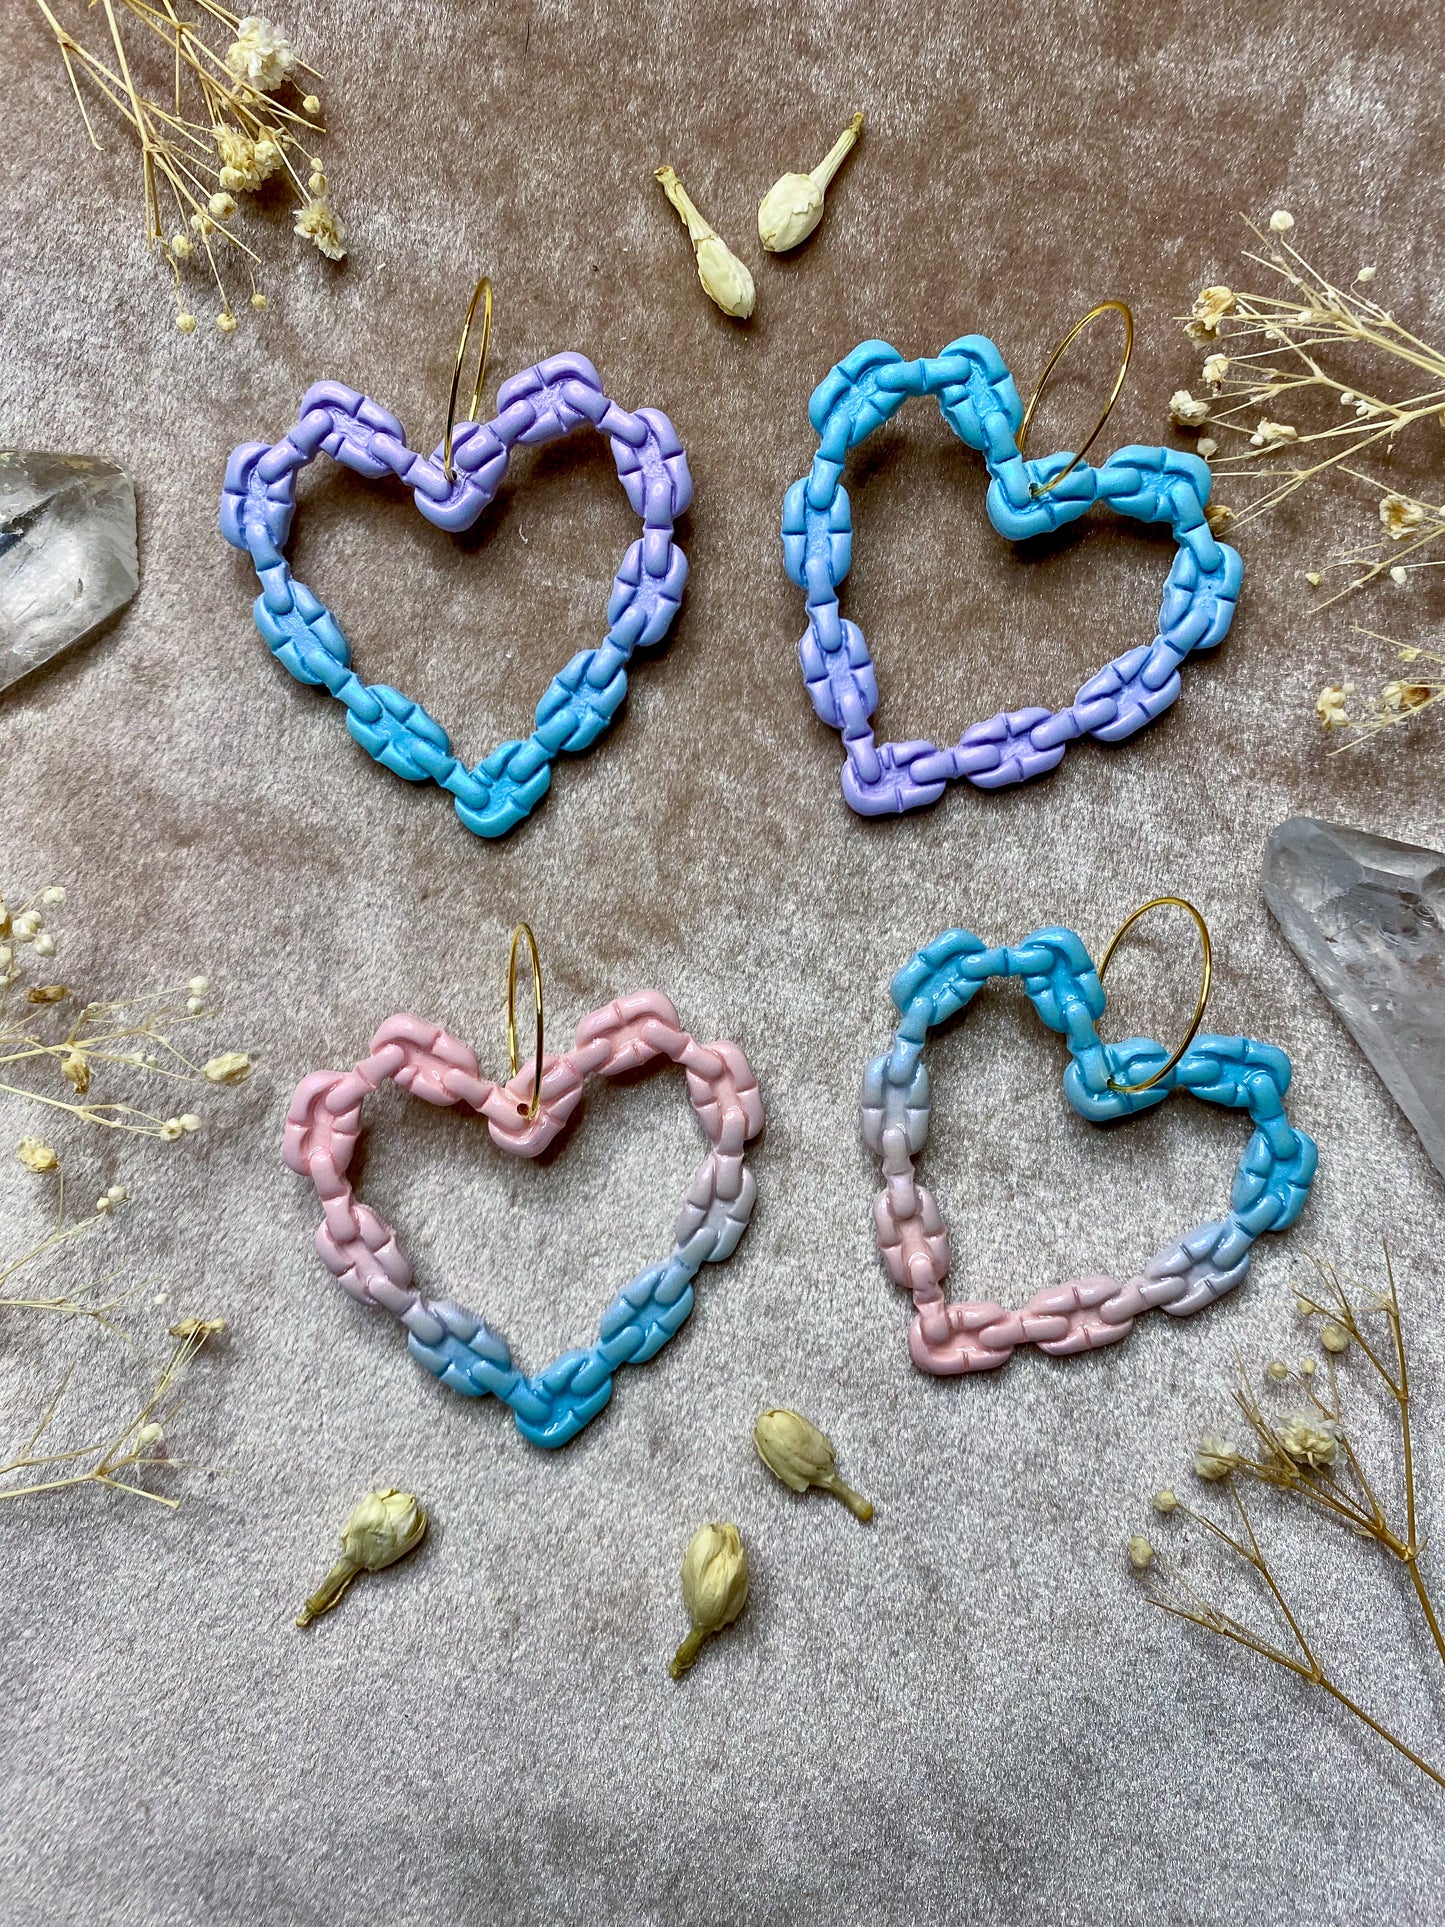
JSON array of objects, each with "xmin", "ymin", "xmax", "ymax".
[
  {"xmin": 296, "ymin": 1487, "xmax": 428, "ymax": 1626},
  {"xmin": 670, "ymin": 1521, "xmax": 749, "ymax": 1678},
  {"xmin": 757, "ymin": 112, "xmax": 863, "ymax": 254},
  {"xmin": 654, "ymin": 166, "xmax": 755, "ymax": 320},
  {"xmin": 753, "ymin": 1407, "xmax": 873, "ymax": 1520}
]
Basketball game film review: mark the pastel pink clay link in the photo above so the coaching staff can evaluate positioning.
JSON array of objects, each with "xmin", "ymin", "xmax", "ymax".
[
  {"xmin": 906, "ymin": 1272, "xmax": 1158, "ymax": 1373},
  {"xmin": 284, "ymin": 996, "xmax": 762, "ymax": 1328}
]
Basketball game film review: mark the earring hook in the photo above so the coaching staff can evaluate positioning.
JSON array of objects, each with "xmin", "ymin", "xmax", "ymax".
[
  {"xmin": 443, "ymin": 276, "xmax": 494, "ymax": 484},
  {"xmin": 506, "ymin": 921, "xmax": 544, "ymax": 1121},
  {"xmin": 1096, "ymin": 895, "xmax": 1212, "ymax": 1095},
  {"xmin": 1017, "ymin": 299, "xmax": 1134, "ymax": 499}
]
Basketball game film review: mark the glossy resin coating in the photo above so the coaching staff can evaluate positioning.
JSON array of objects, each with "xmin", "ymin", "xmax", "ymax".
[
  {"xmin": 286, "ymin": 992, "xmax": 762, "ymax": 1447},
  {"xmin": 783, "ymin": 336, "xmax": 1242, "ymax": 815},
  {"xmin": 221, "ymin": 356, "xmax": 691, "ymax": 838},
  {"xmin": 863, "ymin": 925, "xmax": 1316, "ymax": 1372}
]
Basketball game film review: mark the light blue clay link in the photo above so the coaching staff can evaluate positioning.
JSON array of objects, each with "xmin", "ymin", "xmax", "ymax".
[
  {"xmin": 863, "ymin": 922, "xmax": 1316, "ymax": 1355},
  {"xmin": 782, "ymin": 334, "xmax": 1243, "ymax": 817},
  {"xmin": 220, "ymin": 359, "xmax": 691, "ymax": 840}
]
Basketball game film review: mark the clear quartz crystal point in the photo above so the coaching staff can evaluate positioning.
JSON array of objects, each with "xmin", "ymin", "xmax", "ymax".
[
  {"xmin": 1263, "ymin": 815, "xmax": 1445, "ymax": 1178},
  {"xmin": 0, "ymin": 451, "xmax": 138, "ymax": 691}
]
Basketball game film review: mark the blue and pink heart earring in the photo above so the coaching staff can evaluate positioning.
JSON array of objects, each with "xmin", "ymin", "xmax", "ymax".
[
  {"xmin": 782, "ymin": 302, "xmax": 1243, "ymax": 815},
  {"xmin": 220, "ymin": 278, "xmax": 691, "ymax": 839},
  {"xmin": 864, "ymin": 897, "xmax": 1317, "ymax": 1374}
]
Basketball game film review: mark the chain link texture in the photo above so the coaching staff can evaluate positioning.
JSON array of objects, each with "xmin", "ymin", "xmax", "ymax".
[
  {"xmin": 221, "ymin": 355, "xmax": 691, "ymax": 838},
  {"xmin": 863, "ymin": 924, "xmax": 1316, "ymax": 1373},
  {"xmin": 782, "ymin": 336, "xmax": 1243, "ymax": 816},
  {"xmin": 285, "ymin": 991, "xmax": 762, "ymax": 1448}
]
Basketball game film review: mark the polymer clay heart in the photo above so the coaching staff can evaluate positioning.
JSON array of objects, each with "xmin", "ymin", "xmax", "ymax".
[
  {"xmin": 783, "ymin": 335, "xmax": 1243, "ymax": 815},
  {"xmin": 863, "ymin": 924, "xmax": 1316, "ymax": 1372},
  {"xmin": 285, "ymin": 991, "xmax": 763, "ymax": 1448},
  {"xmin": 221, "ymin": 355, "xmax": 691, "ymax": 838}
]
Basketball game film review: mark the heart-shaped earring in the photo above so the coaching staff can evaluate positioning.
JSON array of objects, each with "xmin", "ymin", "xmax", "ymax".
[
  {"xmin": 863, "ymin": 898, "xmax": 1317, "ymax": 1373},
  {"xmin": 221, "ymin": 279, "xmax": 692, "ymax": 839},
  {"xmin": 285, "ymin": 927, "xmax": 764, "ymax": 1448},
  {"xmin": 782, "ymin": 302, "xmax": 1243, "ymax": 815}
]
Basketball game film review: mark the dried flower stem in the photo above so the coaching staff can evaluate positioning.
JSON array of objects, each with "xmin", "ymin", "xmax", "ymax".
[
  {"xmin": 0, "ymin": 1318, "xmax": 220, "ymax": 1506},
  {"xmin": 1178, "ymin": 217, "xmax": 1445, "ymax": 609},
  {"xmin": 1142, "ymin": 1252, "xmax": 1445, "ymax": 1789},
  {"xmin": 31, "ymin": 1, "xmax": 341, "ymax": 331}
]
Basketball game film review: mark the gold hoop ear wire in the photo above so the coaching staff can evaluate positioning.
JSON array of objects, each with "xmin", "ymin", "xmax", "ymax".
[
  {"xmin": 506, "ymin": 922, "xmax": 544, "ymax": 1121},
  {"xmin": 443, "ymin": 276, "xmax": 494, "ymax": 483},
  {"xmin": 1096, "ymin": 895, "xmax": 1213, "ymax": 1096},
  {"xmin": 1017, "ymin": 299, "xmax": 1134, "ymax": 499}
]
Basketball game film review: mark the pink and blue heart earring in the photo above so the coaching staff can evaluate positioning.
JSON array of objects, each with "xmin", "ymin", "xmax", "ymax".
[
  {"xmin": 864, "ymin": 897, "xmax": 1316, "ymax": 1373},
  {"xmin": 782, "ymin": 302, "xmax": 1243, "ymax": 815},
  {"xmin": 221, "ymin": 279, "xmax": 692, "ymax": 839},
  {"xmin": 285, "ymin": 925, "xmax": 764, "ymax": 1449}
]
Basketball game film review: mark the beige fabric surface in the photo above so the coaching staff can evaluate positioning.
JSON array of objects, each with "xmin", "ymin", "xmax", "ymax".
[{"xmin": 4, "ymin": 2, "xmax": 1445, "ymax": 1922}]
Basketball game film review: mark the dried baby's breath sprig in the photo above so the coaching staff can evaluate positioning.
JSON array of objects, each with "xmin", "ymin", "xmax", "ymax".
[
  {"xmin": 31, "ymin": 1, "xmax": 342, "ymax": 335},
  {"xmin": 654, "ymin": 166, "xmax": 755, "ymax": 321},
  {"xmin": 1176, "ymin": 214, "xmax": 1445, "ymax": 616},
  {"xmin": 757, "ymin": 111, "xmax": 864, "ymax": 254},
  {"xmin": 0, "ymin": 885, "xmax": 254, "ymax": 1143},
  {"xmin": 0, "ymin": 1313, "xmax": 223, "ymax": 1506},
  {"xmin": 1316, "ymin": 629, "xmax": 1445, "ymax": 749},
  {"xmin": 1139, "ymin": 1251, "xmax": 1445, "ymax": 1790}
]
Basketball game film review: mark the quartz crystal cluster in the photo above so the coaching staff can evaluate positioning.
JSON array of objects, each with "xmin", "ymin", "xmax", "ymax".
[
  {"xmin": 0, "ymin": 451, "xmax": 138, "ymax": 692},
  {"xmin": 1263, "ymin": 815, "xmax": 1445, "ymax": 1179}
]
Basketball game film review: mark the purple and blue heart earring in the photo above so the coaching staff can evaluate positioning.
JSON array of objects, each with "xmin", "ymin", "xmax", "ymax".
[
  {"xmin": 782, "ymin": 302, "xmax": 1243, "ymax": 816},
  {"xmin": 221, "ymin": 278, "xmax": 692, "ymax": 839}
]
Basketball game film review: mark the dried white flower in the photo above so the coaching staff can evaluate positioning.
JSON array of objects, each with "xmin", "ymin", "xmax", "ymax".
[
  {"xmin": 17, "ymin": 1136, "xmax": 58, "ymax": 1173},
  {"xmin": 1152, "ymin": 1489, "xmax": 1179, "ymax": 1515},
  {"xmin": 1321, "ymin": 1321, "xmax": 1350, "ymax": 1354},
  {"xmin": 296, "ymin": 1487, "xmax": 428, "ymax": 1626},
  {"xmin": 159, "ymin": 1118, "xmax": 186, "ymax": 1142},
  {"xmin": 176, "ymin": 313, "xmax": 197, "ymax": 334},
  {"xmin": 107, "ymin": 1184, "xmax": 128, "ymax": 1203},
  {"xmin": 1170, "ymin": 389, "xmax": 1211, "ymax": 427},
  {"xmin": 178, "ymin": 1113, "xmax": 203, "ymax": 1133},
  {"xmin": 1380, "ymin": 493, "xmax": 1426, "ymax": 539},
  {"xmin": 758, "ymin": 112, "xmax": 863, "ymax": 254},
  {"xmin": 138, "ymin": 1422, "xmax": 163, "ymax": 1446},
  {"xmin": 1269, "ymin": 209, "xmax": 1295, "ymax": 234},
  {"xmin": 1390, "ymin": 565, "xmax": 1409, "ymax": 586},
  {"xmin": 215, "ymin": 311, "xmax": 239, "ymax": 335},
  {"xmin": 655, "ymin": 166, "xmax": 754, "ymax": 320},
  {"xmin": 224, "ymin": 16, "xmax": 297, "ymax": 93},
  {"xmin": 1194, "ymin": 1435, "xmax": 1243, "ymax": 1481},
  {"xmin": 208, "ymin": 191, "xmax": 237, "ymax": 220},
  {"xmin": 40, "ymin": 887, "xmax": 66, "ymax": 906},
  {"xmin": 1249, "ymin": 418, "xmax": 1300, "ymax": 447},
  {"xmin": 1305, "ymin": 571, "xmax": 1322, "ymax": 586},
  {"xmin": 1356, "ymin": 265, "xmax": 1378, "ymax": 283},
  {"xmin": 1316, "ymin": 684, "xmax": 1351, "ymax": 728},
  {"xmin": 203, "ymin": 1051, "xmax": 252, "ymax": 1085},
  {"xmin": 33, "ymin": 933, "xmax": 55, "ymax": 957},
  {"xmin": 1277, "ymin": 1412, "xmax": 1339, "ymax": 1470},
  {"xmin": 1197, "ymin": 436, "xmax": 1218, "ymax": 459},
  {"xmin": 1127, "ymin": 1535, "xmax": 1155, "ymax": 1571},
  {"xmin": 1189, "ymin": 285, "xmax": 1236, "ymax": 336},
  {"xmin": 12, "ymin": 911, "xmax": 42, "ymax": 942},
  {"xmin": 1265, "ymin": 1359, "xmax": 1291, "ymax": 1382},
  {"xmin": 294, "ymin": 197, "xmax": 347, "ymax": 261},
  {"xmin": 187, "ymin": 976, "xmax": 209, "ymax": 996},
  {"xmin": 1202, "ymin": 353, "xmax": 1230, "ymax": 387}
]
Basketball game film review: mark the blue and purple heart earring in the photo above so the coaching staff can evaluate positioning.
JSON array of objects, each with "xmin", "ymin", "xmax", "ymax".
[
  {"xmin": 221, "ymin": 278, "xmax": 691, "ymax": 839},
  {"xmin": 782, "ymin": 302, "xmax": 1243, "ymax": 816}
]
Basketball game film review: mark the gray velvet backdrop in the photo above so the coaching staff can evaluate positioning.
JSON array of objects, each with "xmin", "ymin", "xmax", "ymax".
[{"xmin": 4, "ymin": 2, "xmax": 1445, "ymax": 1923}]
